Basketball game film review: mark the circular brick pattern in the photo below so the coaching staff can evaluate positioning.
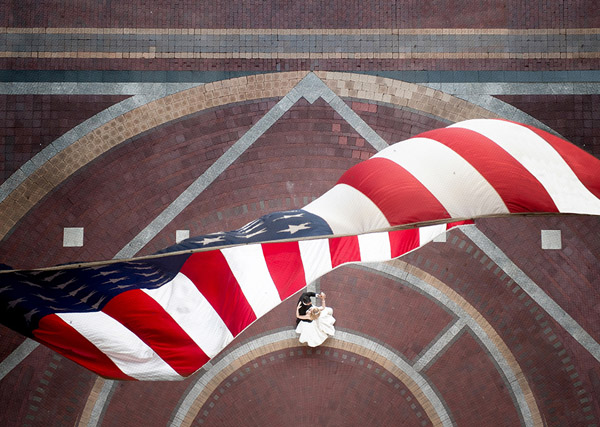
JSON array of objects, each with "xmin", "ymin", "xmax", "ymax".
[{"xmin": 196, "ymin": 346, "xmax": 431, "ymax": 426}]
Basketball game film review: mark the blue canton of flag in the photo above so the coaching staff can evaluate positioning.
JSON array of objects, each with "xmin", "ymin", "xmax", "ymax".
[
  {"xmin": 0, "ymin": 256, "xmax": 187, "ymax": 338},
  {"xmin": 158, "ymin": 209, "xmax": 334, "ymax": 254}
]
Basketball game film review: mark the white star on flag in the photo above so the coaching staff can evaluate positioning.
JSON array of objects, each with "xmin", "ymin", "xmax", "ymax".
[
  {"xmin": 273, "ymin": 213, "xmax": 304, "ymax": 221},
  {"xmin": 239, "ymin": 229, "xmax": 267, "ymax": 239},
  {"xmin": 197, "ymin": 236, "xmax": 226, "ymax": 246},
  {"xmin": 277, "ymin": 222, "xmax": 311, "ymax": 235}
]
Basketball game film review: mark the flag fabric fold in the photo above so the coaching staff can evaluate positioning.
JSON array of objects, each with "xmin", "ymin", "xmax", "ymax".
[
  {"xmin": 1, "ymin": 118, "xmax": 599, "ymax": 380},
  {"xmin": 1, "ymin": 222, "xmax": 466, "ymax": 380}
]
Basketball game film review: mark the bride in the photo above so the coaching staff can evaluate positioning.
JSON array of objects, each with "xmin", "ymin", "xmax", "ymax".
[{"xmin": 295, "ymin": 292, "xmax": 336, "ymax": 347}]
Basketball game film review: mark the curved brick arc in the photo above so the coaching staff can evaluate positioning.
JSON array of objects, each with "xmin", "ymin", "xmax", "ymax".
[
  {"xmin": 169, "ymin": 332, "xmax": 450, "ymax": 427},
  {"xmin": 0, "ymin": 71, "xmax": 499, "ymax": 241},
  {"xmin": 315, "ymin": 71, "xmax": 499, "ymax": 124},
  {"xmin": 373, "ymin": 258, "xmax": 543, "ymax": 427},
  {"xmin": 77, "ymin": 377, "xmax": 109, "ymax": 427},
  {"xmin": 194, "ymin": 345, "xmax": 431, "ymax": 426}
]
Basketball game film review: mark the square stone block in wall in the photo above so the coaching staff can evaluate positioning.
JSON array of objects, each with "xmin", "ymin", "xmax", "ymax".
[
  {"xmin": 176, "ymin": 230, "xmax": 190, "ymax": 243},
  {"xmin": 63, "ymin": 227, "xmax": 84, "ymax": 247},
  {"xmin": 541, "ymin": 229, "xmax": 561, "ymax": 250}
]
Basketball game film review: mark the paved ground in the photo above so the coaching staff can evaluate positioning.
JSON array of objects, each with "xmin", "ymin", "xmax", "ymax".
[{"xmin": 1, "ymin": 2, "xmax": 600, "ymax": 426}]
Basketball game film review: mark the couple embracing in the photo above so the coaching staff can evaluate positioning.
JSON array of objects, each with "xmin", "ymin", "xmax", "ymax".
[{"xmin": 295, "ymin": 291, "xmax": 336, "ymax": 347}]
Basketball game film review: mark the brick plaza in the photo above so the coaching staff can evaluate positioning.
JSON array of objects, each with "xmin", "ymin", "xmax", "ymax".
[{"xmin": 1, "ymin": 2, "xmax": 600, "ymax": 426}]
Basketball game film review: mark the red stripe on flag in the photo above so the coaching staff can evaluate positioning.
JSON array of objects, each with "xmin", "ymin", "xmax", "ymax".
[
  {"xmin": 329, "ymin": 235, "xmax": 361, "ymax": 268},
  {"xmin": 388, "ymin": 228, "xmax": 420, "ymax": 258},
  {"xmin": 180, "ymin": 251, "xmax": 256, "ymax": 336},
  {"xmin": 262, "ymin": 241, "xmax": 307, "ymax": 300},
  {"xmin": 419, "ymin": 127, "xmax": 559, "ymax": 214},
  {"xmin": 102, "ymin": 289, "xmax": 209, "ymax": 377},
  {"xmin": 337, "ymin": 157, "xmax": 451, "ymax": 226},
  {"xmin": 515, "ymin": 121, "xmax": 600, "ymax": 200},
  {"xmin": 446, "ymin": 220, "xmax": 474, "ymax": 229},
  {"xmin": 33, "ymin": 314, "xmax": 133, "ymax": 380}
]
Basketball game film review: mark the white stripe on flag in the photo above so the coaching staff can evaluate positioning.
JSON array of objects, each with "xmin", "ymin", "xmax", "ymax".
[
  {"xmin": 143, "ymin": 273, "xmax": 234, "ymax": 358},
  {"xmin": 374, "ymin": 137, "xmax": 509, "ymax": 218},
  {"xmin": 299, "ymin": 238, "xmax": 333, "ymax": 285},
  {"xmin": 303, "ymin": 183, "xmax": 390, "ymax": 235},
  {"xmin": 57, "ymin": 311, "xmax": 182, "ymax": 381},
  {"xmin": 222, "ymin": 244, "xmax": 282, "ymax": 318},
  {"xmin": 419, "ymin": 224, "xmax": 448, "ymax": 246},
  {"xmin": 451, "ymin": 119, "xmax": 600, "ymax": 214},
  {"xmin": 357, "ymin": 232, "xmax": 392, "ymax": 262}
]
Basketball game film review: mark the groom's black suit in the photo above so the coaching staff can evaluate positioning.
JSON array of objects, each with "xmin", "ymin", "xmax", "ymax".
[{"xmin": 296, "ymin": 292, "xmax": 317, "ymax": 325}]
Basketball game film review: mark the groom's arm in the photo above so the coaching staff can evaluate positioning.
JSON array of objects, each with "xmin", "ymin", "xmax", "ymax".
[{"xmin": 296, "ymin": 302, "xmax": 312, "ymax": 320}]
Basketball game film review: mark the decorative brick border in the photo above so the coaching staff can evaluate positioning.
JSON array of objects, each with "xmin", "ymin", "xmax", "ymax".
[
  {"xmin": 169, "ymin": 333, "xmax": 449, "ymax": 427},
  {"xmin": 2, "ymin": 27, "xmax": 599, "ymax": 60},
  {"xmin": 315, "ymin": 71, "xmax": 498, "ymax": 123}
]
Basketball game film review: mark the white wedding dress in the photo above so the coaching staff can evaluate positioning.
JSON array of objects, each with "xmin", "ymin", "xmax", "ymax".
[{"xmin": 295, "ymin": 307, "xmax": 336, "ymax": 347}]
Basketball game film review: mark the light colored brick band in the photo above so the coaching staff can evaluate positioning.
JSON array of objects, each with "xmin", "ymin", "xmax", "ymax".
[
  {"xmin": 2, "ymin": 51, "xmax": 598, "ymax": 60},
  {"xmin": 4, "ymin": 27, "xmax": 600, "ymax": 35},
  {"xmin": 316, "ymin": 71, "xmax": 498, "ymax": 124},
  {"xmin": 2, "ymin": 27, "xmax": 598, "ymax": 60}
]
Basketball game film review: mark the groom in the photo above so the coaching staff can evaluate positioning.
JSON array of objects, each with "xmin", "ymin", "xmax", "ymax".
[{"xmin": 295, "ymin": 291, "xmax": 323, "ymax": 325}]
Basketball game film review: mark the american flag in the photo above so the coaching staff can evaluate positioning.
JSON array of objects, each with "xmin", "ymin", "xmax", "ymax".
[{"xmin": 1, "ymin": 119, "xmax": 599, "ymax": 380}]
